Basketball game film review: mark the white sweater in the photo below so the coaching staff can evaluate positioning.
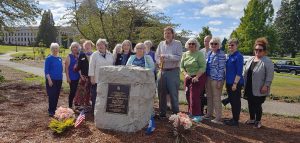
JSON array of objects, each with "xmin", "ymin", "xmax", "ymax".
[{"xmin": 88, "ymin": 51, "xmax": 114, "ymax": 83}]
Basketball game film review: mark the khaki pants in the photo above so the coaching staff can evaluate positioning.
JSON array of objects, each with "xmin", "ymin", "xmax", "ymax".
[{"xmin": 206, "ymin": 77, "xmax": 224, "ymax": 121}]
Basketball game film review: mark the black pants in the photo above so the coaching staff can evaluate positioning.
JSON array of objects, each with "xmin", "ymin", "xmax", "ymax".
[
  {"xmin": 226, "ymin": 84, "xmax": 242, "ymax": 122},
  {"xmin": 248, "ymin": 94, "xmax": 266, "ymax": 121},
  {"xmin": 46, "ymin": 79, "xmax": 62, "ymax": 115},
  {"xmin": 69, "ymin": 80, "xmax": 79, "ymax": 108}
]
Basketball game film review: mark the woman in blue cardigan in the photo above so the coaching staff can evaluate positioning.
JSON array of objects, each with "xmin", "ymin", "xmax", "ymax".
[{"xmin": 126, "ymin": 43, "xmax": 155, "ymax": 72}]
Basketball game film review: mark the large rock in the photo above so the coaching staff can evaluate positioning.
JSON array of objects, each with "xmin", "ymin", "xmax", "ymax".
[{"xmin": 94, "ymin": 66, "xmax": 156, "ymax": 132}]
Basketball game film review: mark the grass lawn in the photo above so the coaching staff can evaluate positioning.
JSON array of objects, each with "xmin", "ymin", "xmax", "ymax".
[
  {"xmin": 270, "ymin": 73, "xmax": 300, "ymax": 102},
  {"xmin": 0, "ymin": 45, "xmax": 33, "ymax": 54}
]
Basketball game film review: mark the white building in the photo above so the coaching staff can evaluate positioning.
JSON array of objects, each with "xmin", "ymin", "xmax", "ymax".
[{"xmin": 1, "ymin": 26, "xmax": 79, "ymax": 47}]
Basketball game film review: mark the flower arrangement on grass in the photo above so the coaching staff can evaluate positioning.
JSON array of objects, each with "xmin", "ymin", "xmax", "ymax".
[
  {"xmin": 49, "ymin": 106, "xmax": 75, "ymax": 134},
  {"xmin": 169, "ymin": 112, "xmax": 193, "ymax": 143}
]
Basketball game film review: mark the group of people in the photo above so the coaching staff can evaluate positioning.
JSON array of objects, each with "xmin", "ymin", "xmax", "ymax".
[{"xmin": 44, "ymin": 26, "xmax": 274, "ymax": 129}]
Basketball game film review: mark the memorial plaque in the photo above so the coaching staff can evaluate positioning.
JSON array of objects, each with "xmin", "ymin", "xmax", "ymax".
[{"xmin": 106, "ymin": 84, "xmax": 130, "ymax": 114}]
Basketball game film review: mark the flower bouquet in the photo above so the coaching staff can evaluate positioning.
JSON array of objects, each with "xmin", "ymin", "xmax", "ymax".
[
  {"xmin": 49, "ymin": 106, "xmax": 75, "ymax": 134},
  {"xmin": 169, "ymin": 112, "xmax": 193, "ymax": 143}
]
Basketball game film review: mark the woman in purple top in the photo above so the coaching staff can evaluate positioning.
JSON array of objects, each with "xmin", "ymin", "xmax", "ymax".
[{"xmin": 65, "ymin": 42, "xmax": 81, "ymax": 108}]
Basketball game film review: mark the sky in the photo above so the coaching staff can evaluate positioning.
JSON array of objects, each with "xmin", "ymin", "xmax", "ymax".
[{"xmin": 37, "ymin": 0, "xmax": 282, "ymax": 39}]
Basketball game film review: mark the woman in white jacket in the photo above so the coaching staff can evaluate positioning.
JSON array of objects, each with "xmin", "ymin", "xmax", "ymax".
[{"xmin": 89, "ymin": 38, "xmax": 114, "ymax": 113}]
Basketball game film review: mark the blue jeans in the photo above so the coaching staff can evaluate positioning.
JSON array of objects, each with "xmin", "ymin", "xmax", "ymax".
[
  {"xmin": 91, "ymin": 84, "xmax": 97, "ymax": 113},
  {"xmin": 46, "ymin": 79, "xmax": 62, "ymax": 115},
  {"xmin": 157, "ymin": 68, "xmax": 180, "ymax": 116}
]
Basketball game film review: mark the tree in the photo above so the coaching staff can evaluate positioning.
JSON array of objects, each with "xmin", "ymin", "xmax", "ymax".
[
  {"xmin": 274, "ymin": 0, "xmax": 300, "ymax": 57},
  {"xmin": 65, "ymin": 0, "xmax": 173, "ymax": 49},
  {"xmin": 0, "ymin": 1, "xmax": 41, "ymax": 30},
  {"xmin": 36, "ymin": 10, "xmax": 58, "ymax": 48},
  {"xmin": 221, "ymin": 38, "xmax": 227, "ymax": 52},
  {"xmin": 197, "ymin": 26, "xmax": 212, "ymax": 49},
  {"xmin": 230, "ymin": 0, "xmax": 275, "ymax": 55}
]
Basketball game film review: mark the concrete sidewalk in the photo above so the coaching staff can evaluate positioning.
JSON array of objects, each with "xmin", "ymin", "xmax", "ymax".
[
  {"xmin": 178, "ymin": 90, "xmax": 300, "ymax": 117},
  {"xmin": 1, "ymin": 53, "xmax": 300, "ymax": 116},
  {"xmin": 0, "ymin": 53, "xmax": 66, "ymax": 81}
]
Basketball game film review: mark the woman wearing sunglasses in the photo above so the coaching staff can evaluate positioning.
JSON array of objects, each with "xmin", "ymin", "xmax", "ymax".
[
  {"xmin": 243, "ymin": 37, "xmax": 274, "ymax": 128},
  {"xmin": 180, "ymin": 38, "xmax": 206, "ymax": 122},
  {"xmin": 204, "ymin": 37, "xmax": 226, "ymax": 124}
]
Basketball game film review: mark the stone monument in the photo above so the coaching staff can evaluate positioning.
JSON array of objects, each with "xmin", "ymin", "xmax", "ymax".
[{"xmin": 94, "ymin": 66, "xmax": 156, "ymax": 132}]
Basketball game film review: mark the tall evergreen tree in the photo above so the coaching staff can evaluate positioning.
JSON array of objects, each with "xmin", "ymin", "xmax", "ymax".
[
  {"xmin": 197, "ymin": 26, "xmax": 212, "ymax": 49},
  {"xmin": 274, "ymin": 0, "xmax": 300, "ymax": 57},
  {"xmin": 36, "ymin": 10, "xmax": 57, "ymax": 48},
  {"xmin": 230, "ymin": 0, "xmax": 275, "ymax": 55},
  {"xmin": 221, "ymin": 38, "xmax": 228, "ymax": 52}
]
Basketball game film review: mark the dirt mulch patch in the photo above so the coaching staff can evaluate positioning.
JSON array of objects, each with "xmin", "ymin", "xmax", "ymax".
[{"xmin": 0, "ymin": 65, "xmax": 299, "ymax": 143}]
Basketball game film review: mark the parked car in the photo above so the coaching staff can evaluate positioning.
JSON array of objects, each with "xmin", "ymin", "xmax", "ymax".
[
  {"xmin": 274, "ymin": 60, "xmax": 300, "ymax": 75},
  {"xmin": 243, "ymin": 55, "xmax": 252, "ymax": 65}
]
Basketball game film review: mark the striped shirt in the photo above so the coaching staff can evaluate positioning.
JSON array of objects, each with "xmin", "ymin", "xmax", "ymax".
[
  {"xmin": 155, "ymin": 40, "xmax": 183, "ymax": 69},
  {"xmin": 206, "ymin": 49, "xmax": 226, "ymax": 81}
]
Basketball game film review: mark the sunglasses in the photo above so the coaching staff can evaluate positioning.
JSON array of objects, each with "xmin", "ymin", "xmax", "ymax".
[
  {"xmin": 255, "ymin": 49, "xmax": 263, "ymax": 52},
  {"xmin": 210, "ymin": 43, "xmax": 218, "ymax": 46},
  {"xmin": 229, "ymin": 44, "xmax": 235, "ymax": 47},
  {"xmin": 188, "ymin": 43, "xmax": 195, "ymax": 46}
]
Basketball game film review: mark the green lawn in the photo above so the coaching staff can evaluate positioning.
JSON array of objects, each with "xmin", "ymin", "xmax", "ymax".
[
  {"xmin": 0, "ymin": 45, "xmax": 33, "ymax": 54},
  {"xmin": 0, "ymin": 45, "xmax": 69, "ymax": 59},
  {"xmin": 270, "ymin": 73, "xmax": 300, "ymax": 102}
]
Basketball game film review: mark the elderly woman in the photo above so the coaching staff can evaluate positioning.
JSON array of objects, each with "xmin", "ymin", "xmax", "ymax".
[
  {"xmin": 44, "ymin": 43, "xmax": 63, "ymax": 117},
  {"xmin": 89, "ymin": 38, "xmax": 114, "ymax": 113},
  {"xmin": 74, "ymin": 40, "xmax": 94, "ymax": 107},
  {"xmin": 65, "ymin": 42, "xmax": 81, "ymax": 108},
  {"xmin": 144, "ymin": 40, "xmax": 156, "ymax": 63},
  {"xmin": 180, "ymin": 38, "xmax": 206, "ymax": 122},
  {"xmin": 244, "ymin": 37, "xmax": 274, "ymax": 128},
  {"xmin": 126, "ymin": 43, "xmax": 155, "ymax": 71},
  {"xmin": 224, "ymin": 38, "xmax": 244, "ymax": 126},
  {"xmin": 112, "ymin": 44, "xmax": 122, "ymax": 64},
  {"xmin": 115, "ymin": 40, "xmax": 135, "ymax": 65},
  {"xmin": 204, "ymin": 37, "xmax": 226, "ymax": 124}
]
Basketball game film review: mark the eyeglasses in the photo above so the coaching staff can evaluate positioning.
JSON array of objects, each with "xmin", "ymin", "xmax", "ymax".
[
  {"xmin": 210, "ymin": 43, "xmax": 218, "ymax": 46},
  {"xmin": 188, "ymin": 43, "xmax": 195, "ymax": 46},
  {"xmin": 229, "ymin": 44, "xmax": 235, "ymax": 47},
  {"xmin": 255, "ymin": 49, "xmax": 263, "ymax": 52}
]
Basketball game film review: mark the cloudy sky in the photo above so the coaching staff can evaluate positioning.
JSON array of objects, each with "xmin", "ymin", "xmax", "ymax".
[{"xmin": 37, "ymin": 0, "xmax": 282, "ymax": 39}]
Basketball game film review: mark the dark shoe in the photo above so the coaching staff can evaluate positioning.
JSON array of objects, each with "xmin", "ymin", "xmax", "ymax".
[
  {"xmin": 221, "ymin": 98, "xmax": 229, "ymax": 106},
  {"xmin": 245, "ymin": 119, "xmax": 255, "ymax": 125},
  {"xmin": 225, "ymin": 120, "xmax": 239, "ymax": 126},
  {"xmin": 49, "ymin": 114, "xmax": 54, "ymax": 117},
  {"xmin": 154, "ymin": 114, "xmax": 167, "ymax": 120},
  {"xmin": 254, "ymin": 121, "xmax": 262, "ymax": 128}
]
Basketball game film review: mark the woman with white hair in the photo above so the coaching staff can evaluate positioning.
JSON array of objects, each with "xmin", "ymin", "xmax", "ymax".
[
  {"xmin": 44, "ymin": 43, "xmax": 63, "ymax": 117},
  {"xmin": 112, "ymin": 43, "xmax": 122, "ymax": 64},
  {"xmin": 204, "ymin": 37, "xmax": 226, "ymax": 124},
  {"xmin": 65, "ymin": 42, "xmax": 81, "ymax": 108},
  {"xmin": 144, "ymin": 40, "xmax": 156, "ymax": 63},
  {"xmin": 126, "ymin": 43, "xmax": 155, "ymax": 71},
  {"xmin": 89, "ymin": 38, "xmax": 114, "ymax": 113},
  {"xmin": 115, "ymin": 40, "xmax": 135, "ymax": 65},
  {"xmin": 180, "ymin": 38, "xmax": 206, "ymax": 122}
]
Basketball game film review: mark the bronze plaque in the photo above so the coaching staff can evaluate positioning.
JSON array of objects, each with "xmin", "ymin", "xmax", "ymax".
[{"xmin": 106, "ymin": 84, "xmax": 130, "ymax": 114}]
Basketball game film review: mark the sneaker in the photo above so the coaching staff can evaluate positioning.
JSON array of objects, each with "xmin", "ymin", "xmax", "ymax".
[
  {"xmin": 224, "ymin": 120, "xmax": 239, "ymax": 126},
  {"xmin": 192, "ymin": 116, "xmax": 202, "ymax": 123},
  {"xmin": 254, "ymin": 121, "xmax": 262, "ymax": 128},
  {"xmin": 203, "ymin": 115, "xmax": 211, "ymax": 120},
  {"xmin": 211, "ymin": 119, "xmax": 223, "ymax": 124},
  {"xmin": 245, "ymin": 119, "xmax": 255, "ymax": 125}
]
